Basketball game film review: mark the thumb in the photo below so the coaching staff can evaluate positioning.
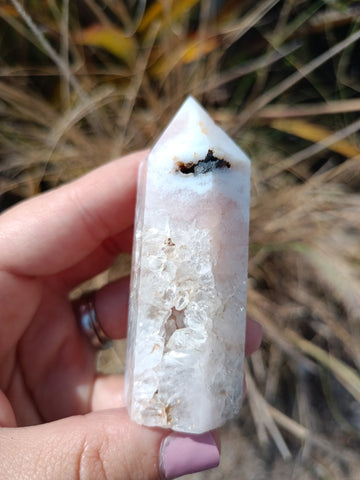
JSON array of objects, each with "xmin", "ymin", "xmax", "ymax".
[
  {"xmin": 0, "ymin": 409, "xmax": 220, "ymax": 480},
  {"xmin": 1, "ymin": 409, "xmax": 165, "ymax": 480}
]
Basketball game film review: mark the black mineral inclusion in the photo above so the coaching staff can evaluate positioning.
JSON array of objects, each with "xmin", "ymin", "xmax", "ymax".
[{"xmin": 176, "ymin": 149, "xmax": 231, "ymax": 175}]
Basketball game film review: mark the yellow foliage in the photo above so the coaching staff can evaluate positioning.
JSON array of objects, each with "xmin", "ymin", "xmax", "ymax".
[
  {"xmin": 151, "ymin": 36, "xmax": 219, "ymax": 77},
  {"xmin": 0, "ymin": 5, "xmax": 18, "ymax": 16},
  {"xmin": 75, "ymin": 25, "xmax": 136, "ymax": 65},
  {"xmin": 271, "ymin": 118, "xmax": 360, "ymax": 158}
]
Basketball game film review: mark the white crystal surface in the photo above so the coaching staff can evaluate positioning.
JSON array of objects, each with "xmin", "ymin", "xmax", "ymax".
[{"xmin": 125, "ymin": 96, "xmax": 251, "ymax": 433}]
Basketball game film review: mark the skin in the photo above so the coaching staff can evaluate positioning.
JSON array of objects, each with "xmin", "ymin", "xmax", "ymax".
[{"xmin": 0, "ymin": 151, "xmax": 262, "ymax": 480}]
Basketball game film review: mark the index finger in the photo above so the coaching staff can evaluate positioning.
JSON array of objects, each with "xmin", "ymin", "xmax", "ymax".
[{"xmin": 0, "ymin": 151, "xmax": 147, "ymax": 277}]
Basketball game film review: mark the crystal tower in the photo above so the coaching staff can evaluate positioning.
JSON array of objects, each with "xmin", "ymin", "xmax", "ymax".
[{"xmin": 125, "ymin": 97, "xmax": 251, "ymax": 433}]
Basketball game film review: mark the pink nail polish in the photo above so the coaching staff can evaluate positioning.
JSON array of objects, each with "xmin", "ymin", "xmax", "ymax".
[{"xmin": 159, "ymin": 432, "xmax": 220, "ymax": 480}]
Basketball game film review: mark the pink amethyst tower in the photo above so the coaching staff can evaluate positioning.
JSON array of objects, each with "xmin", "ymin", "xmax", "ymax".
[{"xmin": 125, "ymin": 97, "xmax": 251, "ymax": 433}]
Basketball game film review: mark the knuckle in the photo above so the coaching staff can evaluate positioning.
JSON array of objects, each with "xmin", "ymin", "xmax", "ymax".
[
  {"xmin": 68, "ymin": 184, "xmax": 110, "ymax": 243},
  {"xmin": 78, "ymin": 434, "xmax": 109, "ymax": 480}
]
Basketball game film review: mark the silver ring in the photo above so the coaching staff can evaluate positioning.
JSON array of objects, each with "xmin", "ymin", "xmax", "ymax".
[{"xmin": 76, "ymin": 293, "xmax": 112, "ymax": 350}]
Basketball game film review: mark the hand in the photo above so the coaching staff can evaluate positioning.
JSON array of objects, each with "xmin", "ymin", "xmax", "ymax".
[{"xmin": 0, "ymin": 150, "xmax": 262, "ymax": 479}]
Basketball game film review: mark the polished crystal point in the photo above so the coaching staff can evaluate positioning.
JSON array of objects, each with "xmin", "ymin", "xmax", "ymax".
[{"xmin": 125, "ymin": 96, "xmax": 251, "ymax": 433}]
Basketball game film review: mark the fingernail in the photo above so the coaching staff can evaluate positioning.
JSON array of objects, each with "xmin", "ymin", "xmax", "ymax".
[{"xmin": 159, "ymin": 432, "xmax": 220, "ymax": 479}]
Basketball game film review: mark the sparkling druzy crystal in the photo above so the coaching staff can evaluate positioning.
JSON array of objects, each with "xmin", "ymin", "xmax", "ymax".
[{"xmin": 125, "ymin": 96, "xmax": 251, "ymax": 433}]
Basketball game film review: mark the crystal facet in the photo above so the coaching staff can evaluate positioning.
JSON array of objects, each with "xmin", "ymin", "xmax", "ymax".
[{"xmin": 125, "ymin": 96, "xmax": 251, "ymax": 433}]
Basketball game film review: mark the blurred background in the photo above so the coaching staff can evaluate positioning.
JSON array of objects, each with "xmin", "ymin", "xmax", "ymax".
[{"xmin": 1, "ymin": 1, "xmax": 360, "ymax": 478}]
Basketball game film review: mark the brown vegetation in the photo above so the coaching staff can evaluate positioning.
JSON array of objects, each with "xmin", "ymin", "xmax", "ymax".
[{"xmin": 1, "ymin": 1, "xmax": 360, "ymax": 478}]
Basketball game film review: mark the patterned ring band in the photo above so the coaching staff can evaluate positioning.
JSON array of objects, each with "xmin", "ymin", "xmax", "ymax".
[{"xmin": 75, "ymin": 293, "xmax": 112, "ymax": 350}]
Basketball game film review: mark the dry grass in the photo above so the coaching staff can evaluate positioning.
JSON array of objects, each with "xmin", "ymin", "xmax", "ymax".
[{"xmin": 1, "ymin": 1, "xmax": 360, "ymax": 478}]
